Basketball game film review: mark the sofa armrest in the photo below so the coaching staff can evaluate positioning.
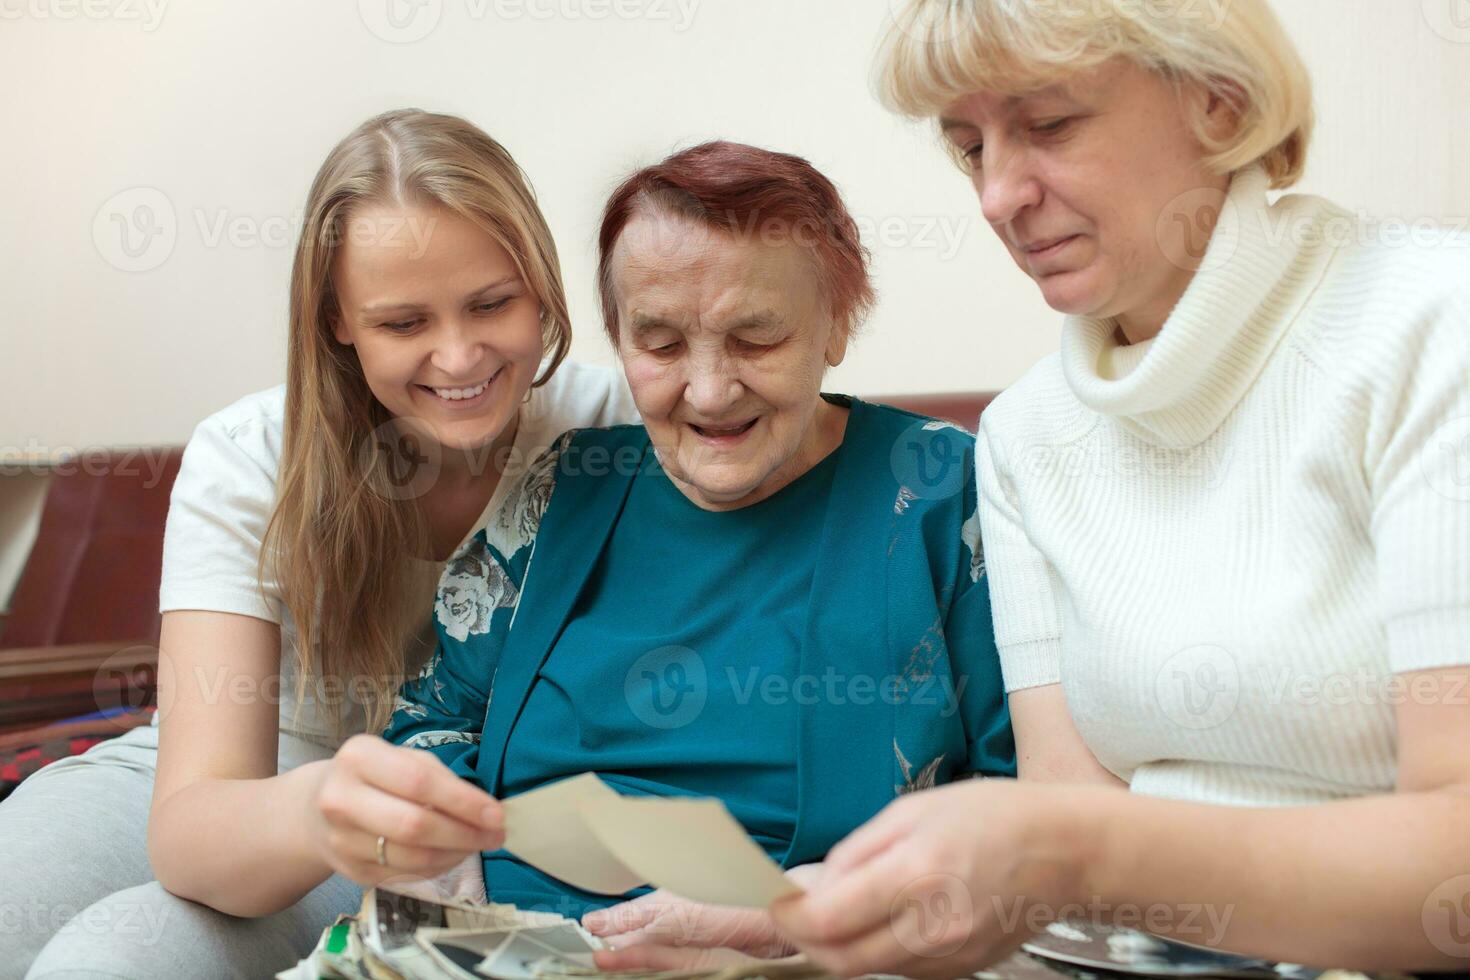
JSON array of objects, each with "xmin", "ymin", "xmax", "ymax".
[
  {"xmin": 0, "ymin": 640, "xmax": 156, "ymax": 675},
  {"xmin": 0, "ymin": 641, "xmax": 158, "ymax": 731}
]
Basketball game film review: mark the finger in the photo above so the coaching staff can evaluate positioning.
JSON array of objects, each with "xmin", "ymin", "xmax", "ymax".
[
  {"xmin": 821, "ymin": 803, "xmax": 918, "ymax": 878},
  {"xmin": 586, "ymin": 893, "xmax": 788, "ymax": 957},
  {"xmin": 333, "ymin": 827, "xmax": 472, "ymax": 877},
  {"xmin": 583, "ymin": 890, "xmax": 675, "ymax": 936},
  {"xmin": 797, "ymin": 924, "xmax": 916, "ymax": 980},
  {"xmin": 794, "ymin": 900, "xmax": 940, "ymax": 980},
  {"xmin": 342, "ymin": 736, "xmax": 503, "ymax": 832},
  {"xmin": 616, "ymin": 910, "xmax": 776, "ymax": 955},
  {"xmin": 336, "ymin": 852, "xmax": 469, "ymax": 891},
  {"xmin": 785, "ymin": 862, "xmax": 829, "ymax": 890},
  {"xmin": 799, "ymin": 904, "xmax": 1000, "ymax": 980},
  {"xmin": 592, "ymin": 943, "xmax": 755, "ymax": 973},
  {"xmin": 608, "ymin": 900, "xmax": 710, "ymax": 948},
  {"xmin": 790, "ymin": 871, "xmax": 999, "ymax": 980},
  {"xmin": 333, "ymin": 782, "xmax": 501, "ymax": 852},
  {"xmin": 772, "ymin": 847, "xmax": 913, "ymax": 946}
]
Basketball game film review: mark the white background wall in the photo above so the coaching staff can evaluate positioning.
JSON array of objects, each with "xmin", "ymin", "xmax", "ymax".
[{"xmin": 2, "ymin": 0, "xmax": 1468, "ymax": 452}]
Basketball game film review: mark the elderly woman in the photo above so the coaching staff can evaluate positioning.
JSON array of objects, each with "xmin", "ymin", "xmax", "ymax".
[
  {"xmin": 381, "ymin": 140, "xmax": 1014, "ymax": 920},
  {"xmin": 755, "ymin": 0, "xmax": 1470, "ymax": 975}
]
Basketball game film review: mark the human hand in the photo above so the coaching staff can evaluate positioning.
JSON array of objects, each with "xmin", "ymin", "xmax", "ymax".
[
  {"xmin": 771, "ymin": 780, "xmax": 1098, "ymax": 978},
  {"xmin": 582, "ymin": 864, "xmax": 827, "ymax": 971},
  {"xmin": 306, "ymin": 734, "xmax": 504, "ymax": 888}
]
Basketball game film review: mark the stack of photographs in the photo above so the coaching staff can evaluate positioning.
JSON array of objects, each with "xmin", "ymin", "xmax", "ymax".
[{"xmin": 275, "ymin": 887, "xmax": 827, "ymax": 980}]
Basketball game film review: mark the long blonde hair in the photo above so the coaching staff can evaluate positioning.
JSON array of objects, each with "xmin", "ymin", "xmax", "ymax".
[
  {"xmin": 261, "ymin": 109, "xmax": 571, "ymax": 735},
  {"xmin": 876, "ymin": 0, "xmax": 1315, "ymax": 189}
]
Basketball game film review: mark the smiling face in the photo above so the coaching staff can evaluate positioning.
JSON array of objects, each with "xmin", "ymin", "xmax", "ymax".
[
  {"xmin": 609, "ymin": 210, "xmax": 849, "ymax": 511},
  {"xmin": 329, "ymin": 199, "xmax": 545, "ymax": 457},
  {"xmin": 940, "ymin": 58, "xmax": 1235, "ymax": 340}
]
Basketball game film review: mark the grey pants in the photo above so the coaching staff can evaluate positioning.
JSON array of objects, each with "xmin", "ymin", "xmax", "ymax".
[{"xmin": 0, "ymin": 717, "xmax": 362, "ymax": 979}]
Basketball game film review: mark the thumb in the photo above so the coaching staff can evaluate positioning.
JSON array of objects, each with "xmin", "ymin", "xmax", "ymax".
[{"xmin": 822, "ymin": 804, "xmax": 916, "ymax": 878}]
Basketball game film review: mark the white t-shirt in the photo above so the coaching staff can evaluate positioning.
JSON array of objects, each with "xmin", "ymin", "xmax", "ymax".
[{"xmin": 159, "ymin": 362, "xmax": 640, "ymax": 747}]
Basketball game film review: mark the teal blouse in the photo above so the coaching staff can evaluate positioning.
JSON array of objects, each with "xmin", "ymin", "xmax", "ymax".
[
  {"xmin": 490, "ymin": 440, "xmax": 840, "ymax": 913},
  {"xmin": 384, "ymin": 396, "xmax": 1014, "ymax": 919}
]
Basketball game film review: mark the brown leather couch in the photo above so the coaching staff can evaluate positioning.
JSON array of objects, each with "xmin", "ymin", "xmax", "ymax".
[
  {"xmin": 0, "ymin": 450, "xmax": 181, "ymax": 736},
  {"xmin": 880, "ymin": 392, "xmax": 996, "ymax": 429}
]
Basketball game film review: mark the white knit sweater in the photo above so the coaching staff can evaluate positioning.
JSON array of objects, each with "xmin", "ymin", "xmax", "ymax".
[{"xmin": 976, "ymin": 164, "xmax": 1470, "ymax": 806}]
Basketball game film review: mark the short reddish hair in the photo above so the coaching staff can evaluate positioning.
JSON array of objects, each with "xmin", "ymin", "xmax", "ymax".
[{"xmin": 597, "ymin": 141, "xmax": 875, "ymax": 341}]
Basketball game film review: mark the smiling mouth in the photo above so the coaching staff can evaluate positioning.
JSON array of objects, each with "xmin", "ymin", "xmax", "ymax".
[
  {"xmin": 689, "ymin": 419, "xmax": 757, "ymax": 439},
  {"xmin": 417, "ymin": 367, "xmax": 502, "ymax": 402}
]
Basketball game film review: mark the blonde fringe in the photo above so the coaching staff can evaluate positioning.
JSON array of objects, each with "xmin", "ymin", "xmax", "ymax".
[{"xmin": 874, "ymin": 0, "xmax": 1314, "ymax": 189}]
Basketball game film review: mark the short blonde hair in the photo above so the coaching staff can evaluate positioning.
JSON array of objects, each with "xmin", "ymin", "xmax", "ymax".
[{"xmin": 876, "ymin": 0, "xmax": 1314, "ymax": 189}]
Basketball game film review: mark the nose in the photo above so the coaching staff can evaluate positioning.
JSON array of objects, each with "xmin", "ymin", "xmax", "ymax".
[
  {"xmin": 428, "ymin": 319, "xmax": 489, "ymax": 380},
  {"xmin": 682, "ymin": 351, "xmax": 743, "ymax": 418},
  {"xmin": 978, "ymin": 143, "xmax": 1043, "ymax": 231}
]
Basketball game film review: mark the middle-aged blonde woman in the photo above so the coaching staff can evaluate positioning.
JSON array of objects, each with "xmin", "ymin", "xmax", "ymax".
[{"xmin": 591, "ymin": 0, "xmax": 1470, "ymax": 974}]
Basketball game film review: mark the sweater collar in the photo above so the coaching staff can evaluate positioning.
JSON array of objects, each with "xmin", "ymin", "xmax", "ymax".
[{"xmin": 1058, "ymin": 165, "xmax": 1338, "ymax": 448}]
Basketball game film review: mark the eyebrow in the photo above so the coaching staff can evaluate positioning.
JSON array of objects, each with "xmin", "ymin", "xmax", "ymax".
[
  {"xmin": 939, "ymin": 88, "xmax": 1077, "ymax": 133},
  {"xmin": 628, "ymin": 312, "xmax": 679, "ymax": 336},
  {"xmin": 729, "ymin": 311, "xmax": 786, "ymax": 332},
  {"xmin": 628, "ymin": 310, "xmax": 787, "ymax": 337},
  {"xmin": 358, "ymin": 275, "xmax": 523, "ymax": 316}
]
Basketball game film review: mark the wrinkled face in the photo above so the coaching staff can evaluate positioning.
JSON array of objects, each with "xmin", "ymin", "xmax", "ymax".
[
  {"xmin": 940, "ymin": 58, "xmax": 1233, "ymax": 335},
  {"xmin": 330, "ymin": 200, "xmax": 545, "ymax": 455},
  {"xmin": 609, "ymin": 211, "xmax": 848, "ymax": 510}
]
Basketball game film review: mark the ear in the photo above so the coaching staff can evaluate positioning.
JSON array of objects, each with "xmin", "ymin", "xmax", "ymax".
[
  {"xmin": 329, "ymin": 307, "xmax": 353, "ymax": 347},
  {"xmin": 324, "ymin": 271, "xmax": 354, "ymax": 346},
  {"xmin": 1200, "ymin": 79, "xmax": 1245, "ymax": 143},
  {"xmin": 824, "ymin": 317, "xmax": 850, "ymax": 369}
]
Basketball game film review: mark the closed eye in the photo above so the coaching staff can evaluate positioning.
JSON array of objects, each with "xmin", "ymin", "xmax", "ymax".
[
  {"xmin": 1032, "ymin": 117, "xmax": 1074, "ymax": 137},
  {"xmin": 473, "ymin": 298, "xmax": 511, "ymax": 314}
]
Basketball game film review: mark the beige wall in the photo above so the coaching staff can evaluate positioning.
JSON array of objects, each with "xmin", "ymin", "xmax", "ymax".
[{"xmin": 2, "ymin": 0, "xmax": 1467, "ymax": 452}]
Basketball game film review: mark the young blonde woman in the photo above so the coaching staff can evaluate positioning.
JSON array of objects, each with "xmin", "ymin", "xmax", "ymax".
[
  {"xmin": 1, "ymin": 109, "xmax": 637, "ymax": 979},
  {"xmin": 591, "ymin": 1, "xmax": 1470, "ymax": 975}
]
